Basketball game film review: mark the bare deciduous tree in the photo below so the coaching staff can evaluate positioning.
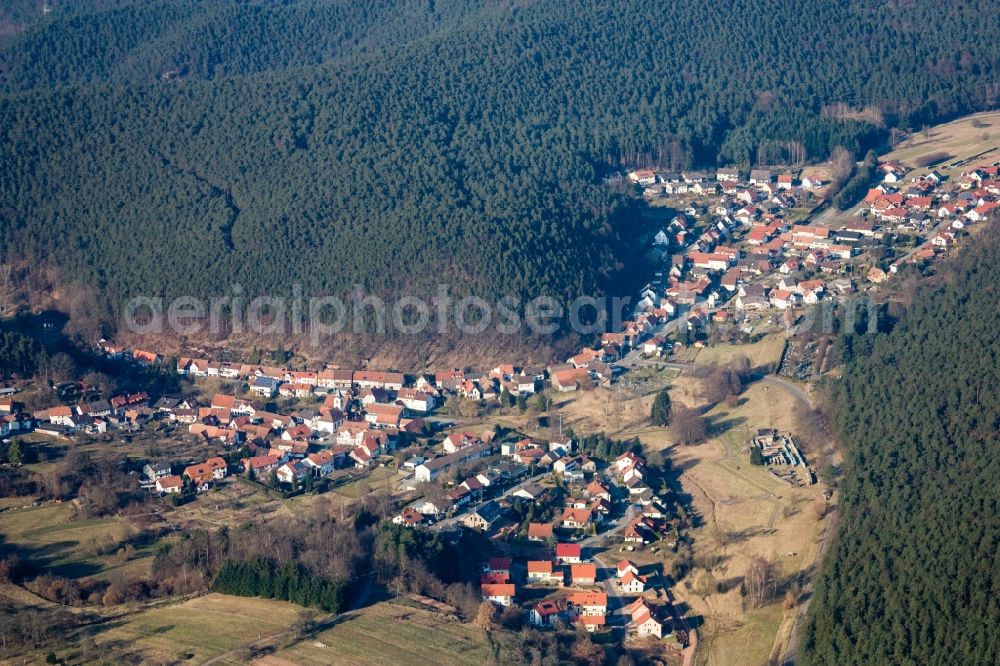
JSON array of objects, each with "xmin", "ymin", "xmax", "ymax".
[
  {"xmin": 670, "ymin": 407, "xmax": 709, "ymax": 445},
  {"xmin": 743, "ymin": 554, "xmax": 776, "ymax": 609}
]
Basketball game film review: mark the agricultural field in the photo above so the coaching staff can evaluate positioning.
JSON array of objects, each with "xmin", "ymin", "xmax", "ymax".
[
  {"xmin": 0, "ymin": 502, "xmax": 152, "ymax": 582},
  {"xmin": 87, "ymin": 593, "xmax": 304, "ymax": 664},
  {"xmin": 882, "ymin": 110, "xmax": 1000, "ymax": 177},
  {"xmin": 270, "ymin": 600, "xmax": 490, "ymax": 666}
]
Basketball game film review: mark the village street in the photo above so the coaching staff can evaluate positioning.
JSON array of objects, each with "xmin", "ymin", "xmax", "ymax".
[
  {"xmin": 426, "ymin": 467, "xmax": 550, "ymax": 532},
  {"xmin": 579, "ymin": 507, "xmax": 637, "ymax": 625}
]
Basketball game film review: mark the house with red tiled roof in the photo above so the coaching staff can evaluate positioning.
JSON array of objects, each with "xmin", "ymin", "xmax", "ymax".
[
  {"xmin": 392, "ymin": 507, "xmax": 425, "ymax": 528},
  {"xmin": 155, "ymin": 475, "xmax": 183, "ymax": 494},
  {"xmin": 566, "ymin": 591, "xmax": 607, "ymax": 617},
  {"xmin": 560, "ymin": 507, "xmax": 593, "ymax": 530},
  {"xmin": 183, "ymin": 457, "xmax": 228, "ymax": 486},
  {"xmin": 364, "ymin": 403, "xmax": 404, "ymax": 429},
  {"xmin": 243, "ymin": 454, "xmax": 283, "ymax": 478},
  {"xmin": 303, "ymin": 449, "xmax": 338, "ymax": 476},
  {"xmin": 317, "ymin": 368, "xmax": 354, "ymax": 389},
  {"xmin": 480, "ymin": 583, "xmax": 516, "ymax": 607},
  {"xmin": 282, "ymin": 424, "xmax": 312, "ymax": 441},
  {"xmin": 769, "ymin": 289, "xmax": 799, "ymax": 310},
  {"xmin": 634, "ymin": 611, "xmax": 664, "ymax": 637},
  {"xmin": 620, "ymin": 569, "xmax": 648, "ymax": 594},
  {"xmin": 353, "ymin": 371, "xmax": 405, "ymax": 390},
  {"xmin": 276, "ymin": 460, "xmax": 310, "ymax": 485},
  {"xmin": 526, "ymin": 560, "xmax": 562, "ymax": 584},
  {"xmin": 867, "ymin": 267, "xmax": 888, "ymax": 284},
  {"xmin": 131, "ymin": 350, "xmax": 161, "ymax": 366},
  {"xmin": 551, "ymin": 367, "xmax": 590, "ymax": 392},
  {"xmin": 443, "ymin": 431, "xmax": 480, "ymax": 453},
  {"xmin": 527, "ymin": 522, "xmax": 554, "ymax": 541},
  {"xmin": 278, "ymin": 382, "xmax": 313, "ymax": 398},
  {"xmin": 575, "ymin": 614, "xmax": 606, "ymax": 632},
  {"xmin": 617, "ymin": 560, "xmax": 639, "ymax": 578},
  {"xmin": 570, "ymin": 563, "xmax": 598, "ymax": 585},
  {"xmin": 530, "ymin": 598, "xmax": 566, "ymax": 627},
  {"xmin": 555, "ymin": 543, "xmax": 582, "ymax": 564}
]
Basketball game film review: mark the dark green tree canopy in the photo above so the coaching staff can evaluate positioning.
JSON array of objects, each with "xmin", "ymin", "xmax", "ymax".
[
  {"xmin": 803, "ymin": 227, "xmax": 1000, "ymax": 665},
  {"xmin": 651, "ymin": 388, "xmax": 672, "ymax": 427},
  {"xmin": 1, "ymin": 0, "xmax": 996, "ymax": 333}
]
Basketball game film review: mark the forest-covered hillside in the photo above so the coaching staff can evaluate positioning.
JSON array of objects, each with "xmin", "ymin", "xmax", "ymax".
[
  {"xmin": 802, "ymin": 227, "xmax": 1000, "ymax": 665},
  {"xmin": 1, "ymin": 1, "xmax": 998, "ymax": 328},
  {"xmin": 0, "ymin": 0, "xmax": 504, "ymax": 90}
]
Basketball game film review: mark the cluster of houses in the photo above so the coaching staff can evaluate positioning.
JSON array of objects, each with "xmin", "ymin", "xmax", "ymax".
[
  {"xmin": 144, "ymin": 456, "xmax": 228, "ymax": 494},
  {"xmin": 479, "ymin": 546, "xmax": 669, "ymax": 637},
  {"xmin": 391, "ymin": 439, "xmax": 680, "ymax": 592},
  {"xmin": 863, "ymin": 162, "xmax": 999, "ymax": 275},
  {"xmin": 629, "ymin": 167, "xmax": 827, "ymax": 203},
  {"xmin": 173, "ymin": 359, "xmax": 548, "ymax": 407},
  {"xmin": 628, "ymin": 162, "xmax": 999, "ymax": 334},
  {"xmin": 0, "ymin": 397, "xmax": 34, "ymax": 440},
  {"xmin": 32, "ymin": 391, "xmax": 151, "ymax": 437},
  {"xmin": 480, "ymin": 546, "xmax": 611, "ymax": 632}
]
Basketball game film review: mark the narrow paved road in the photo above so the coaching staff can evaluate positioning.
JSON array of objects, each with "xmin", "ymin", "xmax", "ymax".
[
  {"xmin": 579, "ymin": 507, "xmax": 637, "ymax": 625},
  {"xmin": 429, "ymin": 469, "xmax": 550, "ymax": 531},
  {"xmin": 761, "ymin": 373, "xmax": 814, "ymax": 409}
]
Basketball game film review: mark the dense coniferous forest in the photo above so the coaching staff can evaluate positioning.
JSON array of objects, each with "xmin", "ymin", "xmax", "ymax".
[
  {"xmin": 802, "ymin": 228, "xmax": 1000, "ymax": 665},
  {"xmin": 0, "ymin": 331, "xmax": 47, "ymax": 378},
  {"xmin": 1, "ymin": 1, "xmax": 998, "ymax": 330}
]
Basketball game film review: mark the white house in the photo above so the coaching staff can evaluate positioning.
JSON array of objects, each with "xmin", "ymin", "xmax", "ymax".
[
  {"xmin": 481, "ymin": 583, "xmax": 515, "ymax": 607},
  {"xmin": 276, "ymin": 460, "xmax": 310, "ymax": 485},
  {"xmin": 303, "ymin": 450, "xmax": 337, "ymax": 477},
  {"xmin": 634, "ymin": 611, "xmax": 664, "ymax": 637},
  {"xmin": 619, "ymin": 570, "xmax": 647, "ymax": 594},
  {"xmin": 155, "ymin": 475, "xmax": 183, "ymax": 494}
]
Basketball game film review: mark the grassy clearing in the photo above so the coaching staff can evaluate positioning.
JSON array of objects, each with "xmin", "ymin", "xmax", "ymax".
[
  {"xmin": 689, "ymin": 334, "xmax": 787, "ymax": 369},
  {"xmin": 631, "ymin": 376, "xmax": 827, "ymax": 666},
  {"xmin": 882, "ymin": 110, "xmax": 1000, "ymax": 177},
  {"xmin": 697, "ymin": 604, "xmax": 785, "ymax": 666},
  {"xmin": 334, "ymin": 467, "xmax": 402, "ymax": 499},
  {"xmin": 272, "ymin": 601, "xmax": 490, "ymax": 666},
  {"xmin": 90, "ymin": 593, "xmax": 302, "ymax": 663},
  {"xmin": 167, "ymin": 480, "xmax": 285, "ymax": 528},
  {"xmin": 555, "ymin": 386, "xmax": 658, "ymax": 439},
  {"xmin": 0, "ymin": 502, "xmax": 145, "ymax": 580}
]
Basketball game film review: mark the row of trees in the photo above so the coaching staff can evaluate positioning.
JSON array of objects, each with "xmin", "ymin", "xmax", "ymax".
[
  {"xmin": 212, "ymin": 559, "xmax": 345, "ymax": 612},
  {"xmin": 833, "ymin": 150, "xmax": 879, "ymax": 210},
  {"xmin": 575, "ymin": 432, "xmax": 641, "ymax": 462}
]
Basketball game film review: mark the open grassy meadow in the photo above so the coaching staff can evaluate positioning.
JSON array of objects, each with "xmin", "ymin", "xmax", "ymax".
[
  {"xmin": 0, "ymin": 502, "xmax": 150, "ymax": 581},
  {"xmin": 89, "ymin": 593, "xmax": 303, "ymax": 663},
  {"xmin": 687, "ymin": 334, "xmax": 787, "ymax": 370},
  {"xmin": 333, "ymin": 467, "xmax": 402, "ymax": 500},
  {"xmin": 609, "ymin": 367, "xmax": 828, "ymax": 666},
  {"xmin": 271, "ymin": 600, "xmax": 490, "ymax": 666},
  {"xmin": 882, "ymin": 110, "xmax": 1000, "ymax": 176}
]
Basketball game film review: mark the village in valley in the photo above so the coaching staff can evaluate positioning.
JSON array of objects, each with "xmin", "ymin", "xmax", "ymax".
[
  {"xmin": 623, "ymin": 152, "xmax": 997, "ymax": 340},
  {"xmin": 1, "ymin": 114, "xmax": 998, "ymax": 664}
]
